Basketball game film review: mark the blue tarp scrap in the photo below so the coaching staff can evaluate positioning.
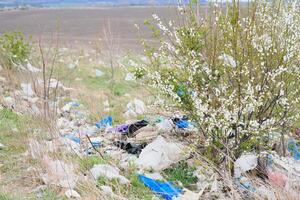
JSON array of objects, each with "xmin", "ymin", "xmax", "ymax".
[
  {"xmin": 64, "ymin": 134, "xmax": 81, "ymax": 144},
  {"xmin": 234, "ymin": 177, "xmax": 255, "ymax": 192},
  {"xmin": 138, "ymin": 175, "xmax": 183, "ymax": 200},
  {"xmin": 287, "ymin": 138, "xmax": 300, "ymax": 160},
  {"xmin": 95, "ymin": 116, "xmax": 113, "ymax": 129},
  {"xmin": 175, "ymin": 119, "xmax": 189, "ymax": 129}
]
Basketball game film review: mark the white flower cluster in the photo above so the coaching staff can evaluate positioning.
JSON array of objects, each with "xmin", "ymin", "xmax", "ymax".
[{"xmin": 139, "ymin": 2, "xmax": 300, "ymax": 150}]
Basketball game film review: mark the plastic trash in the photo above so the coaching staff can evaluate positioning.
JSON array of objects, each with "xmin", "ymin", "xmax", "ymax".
[
  {"xmin": 127, "ymin": 120, "xmax": 148, "ymax": 136},
  {"xmin": 234, "ymin": 153, "xmax": 257, "ymax": 177},
  {"xmin": 156, "ymin": 119, "xmax": 174, "ymax": 132},
  {"xmin": 287, "ymin": 138, "xmax": 300, "ymax": 160},
  {"xmin": 0, "ymin": 143, "xmax": 5, "ymax": 149},
  {"xmin": 65, "ymin": 189, "xmax": 81, "ymax": 198},
  {"xmin": 90, "ymin": 164, "xmax": 130, "ymax": 184},
  {"xmin": 114, "ymin": 141, "xmax": 147, "ymax": 155},
  {"xmin": 108, "ymin": 124, "xmax": 129, "ymax": 134},
  {"xmin": 172, "ymin": 117, "xmax": 189, "ymax": 129},
  {"xmin": 267, "ymin": 171, "xmax": 287, "ymax": 187},
  {"xmin": 125, "ymin": 72, "xmax": 135, "ymax": 81},
  {"xmin": 22, "ymin": 62, "xmax": 42, "ymax": 72},
  {"xmin": 138, "ymin": 175, "xmax": 182, "ymax": 200},
  {"xmin": 136, "ymin": 136, "xmax": 186, "ymax": 171},
  {"xmin": 126, "ymin": 98, "xmax": 146, "ymax": 116},
  {"xmin": 64, "ymin": 134, "xmax": 80, "ymax": 144},
  {"xmin": 108, "ymin": 120, "xmax": 148, "ymax": 136},
  {"xmin": 234, "ymin": 176, "xmax": 255, "ymax": 192},
  {"xmin": 21, "ymin": 83, "xmax": 35, "ymax": 97},
  {"xmin": 89, "ymin": 137, "xmax": 102, "ymax": 148},
  {"xmin": 95, "ymin": 69, "xmax": 104, "ymax": 77},
  {"xmin": 96, "ymin": 116, "xmax": 113, "ymax": 129}
]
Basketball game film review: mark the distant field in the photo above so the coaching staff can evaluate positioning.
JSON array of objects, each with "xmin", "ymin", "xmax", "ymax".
[{"xmin": 0, "ymin": 7, "xmax": 184, "ymax": 52}]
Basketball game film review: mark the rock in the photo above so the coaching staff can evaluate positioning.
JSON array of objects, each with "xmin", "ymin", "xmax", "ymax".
[
  {"xmin": 65, "ymin": 189, "xmax": 81, "ymax": 199},
  {"xmin": 136, "ymin": 136, "xmax": 186, "ymax": 171},
  {"xmin": 90, "ymin": 164, "xmax": 130, "ymax": 184},
  {"xmin": 125, "ymin": 72, "xmax": 135, "ymax": 81},
  {"xmin": 95, "ymin": 69, "xmax": 104, "ymax": 77},
  {"xmin": 234, "ymin": 153, "xmax": 257, "ymax": 177}
]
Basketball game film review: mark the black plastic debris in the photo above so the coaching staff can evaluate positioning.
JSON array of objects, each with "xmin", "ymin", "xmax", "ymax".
[
  {"xmin": 113, "ymin": 141, "xmax": 147, "ymax": 155},
  {"xmin": 127, "ymin": 120, "xmax": 149, "ymax": 136}
]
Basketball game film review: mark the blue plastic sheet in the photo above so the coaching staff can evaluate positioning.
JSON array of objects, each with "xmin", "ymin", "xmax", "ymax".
[
  {"xmin": 234, "ymin": 177, "xmax": 255, "ymax": 192},
  {"xmin": 287, "ymin": 138, "xmax": 300, "ymax": 160},
  {"xmin": 65, "ymin": 134, "xmax": 80, "ymax": 144},
  {"xmin": 175, "ymin": 119, "xmax": 189, "ymax": 129},
  {"xmin": 138, "ymin": 175, "xmax": 182, "ymax": 200},
  {"xmin": 95, "ymin": 116, "xmax": 113, "ymax": 129}
]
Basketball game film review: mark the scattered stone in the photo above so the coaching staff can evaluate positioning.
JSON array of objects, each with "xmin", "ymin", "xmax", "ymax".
[
  {"xmin": 90, "ymin": 164, "xmax": 130, "ymax": 184},
  {"xmin": 65, "ymin": 189, "xmax": 81, "ymax": 199}
]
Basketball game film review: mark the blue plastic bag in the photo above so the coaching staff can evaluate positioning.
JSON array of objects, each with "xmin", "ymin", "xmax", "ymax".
[
  {"xmin": 138, "ymin": 175, "xmax": 182, "ymax": 200},
  {"xmin": 95, "ymin": 116, "xmax": 113, "ymax": 129},
  {"xmin": 64, "ymin": 134, "xmax": 80, "ymax": 144},
  {"xmin": 287, "ymin": 138, "xmax": 300, "ymax": 160},
  {"xmin": 175, "ymin": 119, "xmax": 189, "ymax": 129}
]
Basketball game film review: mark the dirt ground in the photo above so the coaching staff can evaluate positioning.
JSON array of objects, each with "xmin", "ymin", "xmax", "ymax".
[{"xmin": 0, "ymin": 7, "xmax": 183, "ymax": 52}]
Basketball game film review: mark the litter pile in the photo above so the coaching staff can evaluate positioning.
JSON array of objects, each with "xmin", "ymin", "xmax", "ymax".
[
  {"xmin": 1, "ymin": 65, "xmax": 300, "ymax": 199},
  {"xmin": 36, "ymin": 99, "xmax": 300, "ymax": 199}
]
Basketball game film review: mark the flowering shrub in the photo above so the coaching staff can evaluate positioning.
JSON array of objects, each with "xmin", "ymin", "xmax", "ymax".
[
  {"xmin": 138, "ymin": 2, "xmax": 300, "ymax": 161},
  {"xmin": 0, "ymin": 32, "xmax": 31, "ymax": 69}
]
